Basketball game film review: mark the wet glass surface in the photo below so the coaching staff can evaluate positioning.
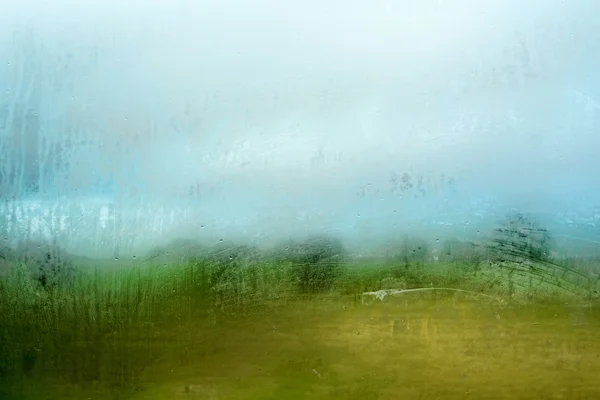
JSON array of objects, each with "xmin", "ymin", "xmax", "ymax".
[{"xmin": 1, "ymin": 1, "xmax": 600, "ymax": 398}]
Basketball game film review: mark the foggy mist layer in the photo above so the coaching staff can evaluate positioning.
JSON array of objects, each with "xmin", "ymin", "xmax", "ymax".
[{"xmin": 1, "ymin": 0, "xmax": 600, "ymax": 257}]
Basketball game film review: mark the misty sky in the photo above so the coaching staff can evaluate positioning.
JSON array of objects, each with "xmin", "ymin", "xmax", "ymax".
[{"xmin": 1, "ymin": 0, "xmax": 600, "ymax": 256}]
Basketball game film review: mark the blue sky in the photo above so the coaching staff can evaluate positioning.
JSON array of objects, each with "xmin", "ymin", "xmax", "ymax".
[{"xmin": 1, "ymin": 0, "xmax": 600, "ymax": 256}]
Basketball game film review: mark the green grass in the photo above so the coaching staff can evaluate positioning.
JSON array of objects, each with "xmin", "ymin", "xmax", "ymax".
[{"xmin": 0, "ymin": 244, "xmax": 599, "ymax": 398}]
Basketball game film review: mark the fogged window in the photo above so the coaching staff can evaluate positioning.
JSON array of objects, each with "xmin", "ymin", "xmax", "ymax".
[{"xmin": 1, "ymin": 1, "xmax": 600, "ymax": 399}]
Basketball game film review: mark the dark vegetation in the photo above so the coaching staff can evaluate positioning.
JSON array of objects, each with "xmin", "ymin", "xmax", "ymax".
[
  {"xmin": 274, "ymin": 235, "xmax": 346, "ymax": 293},
  {"xmin": 483, "ymin": 212, "xmax": 592, "ymax": 297},
  {"xmin": 0, "ymin": 240, "xmax": 77, "ymax": 291},
  {"xmin": 0, "ymin": 212, "xmax": 599, "ymax": 396}
]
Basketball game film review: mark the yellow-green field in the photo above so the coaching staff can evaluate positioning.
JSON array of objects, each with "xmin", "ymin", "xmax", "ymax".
[
  {"xmin": 3, "ymin": 292, "xmax": 600, "ymax": 399},
  {"xmin": 1, "ymin": 236, "xmax": 599, "ymax": 400}
]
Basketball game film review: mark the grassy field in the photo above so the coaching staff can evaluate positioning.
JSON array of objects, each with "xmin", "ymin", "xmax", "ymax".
[{"xmin": 1, "ymin": 235, "xmax": 600, "ymax": 399}]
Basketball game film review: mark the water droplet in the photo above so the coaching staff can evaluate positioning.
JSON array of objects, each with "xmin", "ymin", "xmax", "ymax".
[
  {"xmin": 229, "ymin": 256, "xmax": 233, "ymax": 260},
  {"xmin": 200, "ymin": 225, "xmax": 204, "ymax": 229},
  {"xmin": 114, "ymin": 257, "xmax": 119, "ymax": 261},
  {"xmin": 436, "ymin": 238, "xmax": 440, "ymax": 242},
  {"xmin": 393, "ymin": 210, "xmax": 397, "ymax": 214},
  {"xmin": 133, "ymin": 255, "xmax": 137, "ymax": 260},
  {"xmin": 357, "ymin": 214, "xmax": 361, "ymax": 218},
  {"xmin": 219, "ymin": 239, "xmax": 223, "ymax": 243}
]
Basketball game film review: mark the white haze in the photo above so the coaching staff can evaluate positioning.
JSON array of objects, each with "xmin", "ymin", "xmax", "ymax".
[{"xmin": 1, "ymin": 0, "xmax": 599, "ymax": 256}]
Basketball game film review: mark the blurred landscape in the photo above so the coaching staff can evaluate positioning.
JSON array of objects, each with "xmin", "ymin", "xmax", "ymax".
[
  {"xmin": 1, "ymin": 211, "xmax": 600, "ymax": 398},
  {"xmin": 2, "ymin": 0, "xmax": 600, "ymax": 398}
]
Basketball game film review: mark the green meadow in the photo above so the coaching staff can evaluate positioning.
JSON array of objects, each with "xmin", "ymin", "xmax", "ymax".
[{"xmin": 1, "ymin": 217, "xmax": 600, "ymax": 399}]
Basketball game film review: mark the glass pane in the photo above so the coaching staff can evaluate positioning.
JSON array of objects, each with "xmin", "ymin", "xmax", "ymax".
[{"xmin": 1, "ymin": 1, "xmax": 600, "ymax": 398}]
